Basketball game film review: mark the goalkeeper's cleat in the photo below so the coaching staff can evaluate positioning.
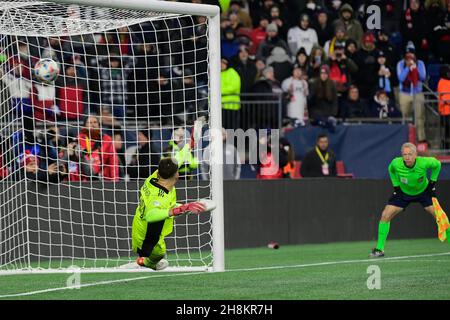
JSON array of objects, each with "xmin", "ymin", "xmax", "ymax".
[
  {"xmin": 155, "ymin": 259, "xmax": 169, "ymax": 271},
  {"xmin": 369, "ymin": 248, "xmax": 385, "ymax": 258}
]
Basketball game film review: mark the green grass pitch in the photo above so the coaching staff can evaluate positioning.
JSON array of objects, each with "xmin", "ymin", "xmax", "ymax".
[{"xmin": 0, "ymin": 238, "xmax": 449, "ymax": 300}]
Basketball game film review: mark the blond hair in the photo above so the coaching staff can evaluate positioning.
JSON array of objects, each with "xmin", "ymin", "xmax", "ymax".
[{"xmin": 401, "ymin": 142, "xmax": 417, "ymax": 154}]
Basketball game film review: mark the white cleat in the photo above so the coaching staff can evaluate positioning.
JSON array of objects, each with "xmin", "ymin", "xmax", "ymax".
[{"xmin": 155, "ymin": 259, "xmax": 169, "ymax": 271}]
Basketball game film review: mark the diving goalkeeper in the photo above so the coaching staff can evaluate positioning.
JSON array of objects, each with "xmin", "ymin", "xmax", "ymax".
[
  {"xmin": 132, "ymin": 157, "xmax": 206, "ymax": 270},
  {"xmin": 370, "ymin": 142, "xmax": 442, "ymax": 258}
]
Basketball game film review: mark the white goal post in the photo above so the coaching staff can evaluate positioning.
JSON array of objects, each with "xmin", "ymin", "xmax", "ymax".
[{"xmin": 0, "ymin": 0, "xmax": 224, "ymax": 274}]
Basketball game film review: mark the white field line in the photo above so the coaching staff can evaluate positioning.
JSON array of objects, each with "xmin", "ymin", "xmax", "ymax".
[{"xmin": 1, "ymin": 251, "xmax": 449, "ymax": 299}]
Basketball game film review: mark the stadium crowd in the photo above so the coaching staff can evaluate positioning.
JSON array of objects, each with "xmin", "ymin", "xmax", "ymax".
[{"xmin": 0, "ymin": 0, "xmax": 450, "ymax": 182}]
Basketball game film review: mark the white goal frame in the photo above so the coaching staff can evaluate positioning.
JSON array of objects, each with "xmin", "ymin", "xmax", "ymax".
[{"xmin": 0, "ymin": 0, "xmax": 224, "ymax": 275}]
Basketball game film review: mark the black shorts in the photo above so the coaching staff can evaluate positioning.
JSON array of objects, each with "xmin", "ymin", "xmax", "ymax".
[{"xmin": 387, "ymin": 190, "xmax": 433, "ymax": 208}]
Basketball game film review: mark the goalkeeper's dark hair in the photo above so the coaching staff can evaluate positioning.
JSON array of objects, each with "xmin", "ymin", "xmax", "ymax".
[{"xmin": 158, "ymin": 157, "xmax": 179, "ymax": 179}]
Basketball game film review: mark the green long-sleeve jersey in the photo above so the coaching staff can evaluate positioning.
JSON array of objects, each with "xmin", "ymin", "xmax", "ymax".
[
  {"xmin": 131, "ymin": 170, "xmax": 177, "ymax": 254},
  {"xmin": 388, "ymin": 156, "xmax": 441, "ymax": 196}
]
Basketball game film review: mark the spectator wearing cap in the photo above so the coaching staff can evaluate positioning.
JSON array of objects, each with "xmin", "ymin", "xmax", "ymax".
[
  {"xmin": 269, "ymin": 4, "xmax": 288, "ymax": 40},
  {"xmin": 308, "ymin": 45, "xmax": 326, "ymax": 80},
  {"xmin": 323, "ymin": 23, "xmax": 348, "ymax": 58},
  {"xmin": 233, "ymin": 46, "xmax": 257, "ymax": 93},
  {"xmin": 287, "ymin": 13, "xmax": 318, "ymax": 58},
  {"xmin": 332, "ymin": 3, "xmax": 364, "ymax": 48},
  {"xmin": 308, "ymin": 65, "xmax": 338, "ymax": 129},
  {"xmin": 313, "ymin": 8, "xmax": 335, "ymax": 47},
  {"xmin": 221, "ymin": 58, "xmax": 241, "ymax": 129},
  {"xmin": 282, "ymin": 65, "xmax": 309, "ymax": 126},
  {"xmin": 127, "ymin": 129, "xmax": 160, "ymax": 179},
  {"xmin": 437, "ymin": 65, "xmax": 450, "ymax": 148},
  {"xmin": 375, "ymin": 50, "xmax": 394, "ymax": 97},
  {"xmin": 375, "ymin": 28, "xmax": 399, "ymax": 78},
  {"xmin": 325, "ymin": 42, "xmax": 358, "ymax": 99},
  {"xmin": 294, "ymin": 47, "xmax": 311, "ymax": 81},
  {"xmin": 396, "ymin": 42, "xmax": 427, "ymax": 142},
  {"xmin": 400, "ymin": 0, "xmax": 429, "ymax": 62},
  {"xmin": 249, "ymin": 14, "xmax": 269, "ymax": 55},
  {"xmin": 266, "ymin": 46, "xmax": 293, "ymax": 83},
  {"xmin": 370, "ymin": 89, "xmax": 401, "ymax": 119},
  {"xmin": 221, "ymin": 26, "xmax": 240, "ymax": 60},
  {"xmin": 227, "ymin": 1, "xmax": 253, "ymax": 28},
  {"xmin": 353, "ymin": 31, "xmax": 379, "ymax": 100},
  {"xmin": 256, "ymin": 22, "xmax": 291, "ymax": 61},
  {"xmin": 339, "ymin": 85, "xmax": 369, "ymax": 119}
]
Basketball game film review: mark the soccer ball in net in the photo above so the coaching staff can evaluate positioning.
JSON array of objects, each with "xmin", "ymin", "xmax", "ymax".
[{"xmin": 34, "ymin": 58, "xmax": 60, "ymax": 83}]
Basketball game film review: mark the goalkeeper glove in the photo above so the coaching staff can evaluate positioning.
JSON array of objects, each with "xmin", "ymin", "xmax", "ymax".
[
  {"xmin": 427, "ymin": 181, "xmax": 437, "ymax": 198},
  {"xmin": 170, "ymin": 202, "xmax": 206, "ymax": 216}
]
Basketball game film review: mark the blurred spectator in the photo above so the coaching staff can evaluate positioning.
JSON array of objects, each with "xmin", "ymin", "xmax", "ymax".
[
  {"xmin": 308, "ymin": 65, "xmax": 338, "ymax": 131},
  {"xmin": 308, "ymin": 45, "xmax": 326, "ymax": 79},
  {"xmin": 376, "ymin": 28, "xmax": 399, "ymax": 73},
  {"xmin": 437, "ymin": 65, "xmax": 450, "ymax": 148},
  {"xmin": 370, "ymin": 89, "xmax": 401, "ymax": 119},
  {"xmin": 323, "ymin": 24, "xmax": 348, "ymax": 58},
  {"xmin": 280, "ymin": 136, "xmax": 295, "ymax": 178},
  {"xmin": 32, "ymin": 80, "xmax": 60, "ymax": 122},
  {"xmin": 294, "ymin": 47, "xmax": 311, "ymax": 81},
  {"xmin": 77, "ymin": 115, "xmax": 119, "ymax": 181},
  {"xmin": 325, "ymin": 43, "xmax": 358, "ymax": 98},
  {"xmin": 255, "ymin": 58, "xmax": 267, "ymax": 80},
  {"xmin": 332, "ymin": 4, "xmax": 364, "ymax": 48},
  {"xmin": 353, "ymin": 32, "xmax": 379, "ymax": 99},
  {"xmin": 1, "ymin": 62, "xmax": 33, "ymax": 139},
  {"xmin": 99, "ymin": 54, "xmax": 130, "ymax": 119},
  {"xmin": 36, "ymin": 126, "xmax": 67, "ymax": 183},
  {"xmin": 56, "ymin": 64, "xmax": 86, "ymax": 121},
  {"xmin": 233, "ymin": 46, "xmax": 257, "ymax": 93},
  {"xmin": 256, "ymin": 133, "xmax": 283, "ymax": 179},
  {"xmin": 221, "ymin": 58, "xmax": 241, "ymax": 129},
  {"xmin": 281, "ymin": 66, "xmax": 309, "ymax": 126},
  {"xmin": 400, "ymin": 0, "xmax": 429, "ymax": 62},
  {"xmin": 396, "ymin": 43, "xmax": 427, "ymax": 142},
  {"xmin": 164, "ymin": 128, "xmax": 198, "ymax": 180},
  {"xmin": 324, "ymin": 0, "xmax": 342, "ymax": 21},
  {"xmin": 99, "ymin": 105, "xmax": 122, "ymax": 138},
  {"xmin": 113, "ymin": 132, "xmax": 126, "ymax": 178},
  {"xmin": 313, "ymin": 9, "xmax": 334, "ymax": 47},
  {"xmin": 344, "ymin": 38, "xmax": 358, "ymax": 61},
  {"xmin": 304, "ymin": 0, "xmax": 323, "ymax": 19},
  {"xmin": 127, "ymin": 130, "xmax": 159, "ymax": 179},
  {"xmin": 253, "ymin": 0, "xmax": 278, "ymax": 26},
  {"xmin": 256, "ymin": 23, "xmax": 291, "ymax": 61},
  {"xmin": 339, "ymin": 85, "xmax": 369, "ymax": 119},
  {"xmin": 375, "ymin": 51, "xmax": 394, "ymax": 97},
  {"xmin": 228, "ymin": 1, "xmax": 253, "ymax": 28},
  {"xmin": 201, "ymin": 128, "xmax": 241, "ymax": 180},
  {"xmin": 228, "ymin": 11, "xmax": 244, "ymax": 33},
  {"xmin": 269, "ymin": 4, "xmax": 288, "ymax": 40},
  {"xmin": 287, "ymin": 14, "xmax": 318, "ymax": 58},
  {"xmin": 266, "ymin": 46, "xmax": 293, "ymax": 83},
  {"xmin": 221, "ymin": 26, "xmax": 241, "ymax": 60},
  {"xmin": 251, "ymin": 66, "xmax": 282, "ymax": 95},
  {"xmin": 300, "ymin": 133, "xmax": 337, "ymax": 178},
  {"xmin": 429, "ymin": 0, "xmax": 450, "ymax": 63},
  {"xmin": 249, "ymin": 14, "xmax": 269, "ymax": 55}
]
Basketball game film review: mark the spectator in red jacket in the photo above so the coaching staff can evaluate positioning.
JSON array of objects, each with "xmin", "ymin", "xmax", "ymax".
[
  {"xmin": 77, "ymin": 115, "xmax": 119, "ymax": 181},
  {"xmin": 56, "ymin": 65, "xmax": 87, "ymax": 121}
]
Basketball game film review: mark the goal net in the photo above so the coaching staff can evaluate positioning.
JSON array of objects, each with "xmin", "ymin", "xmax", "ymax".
[{"xmin": 0, "ymin": 0, "xmax": 224, "ymax": 274}]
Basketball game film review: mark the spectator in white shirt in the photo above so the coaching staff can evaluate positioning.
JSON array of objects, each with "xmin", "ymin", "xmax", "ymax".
[{"xmin": 287, "ymin": 13, "xmax": 318, "ymax": 59}]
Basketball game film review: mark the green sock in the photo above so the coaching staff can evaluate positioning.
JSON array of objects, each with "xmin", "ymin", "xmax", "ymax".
[{"xmin": 376, "ymin": 221, "xmax": 390, "ymax": 251}]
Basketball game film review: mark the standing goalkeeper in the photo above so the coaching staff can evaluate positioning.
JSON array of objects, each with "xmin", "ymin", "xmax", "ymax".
[
  {"xmin": 132, "ymin": 157, "xmax": 206, "ymax": 270},
  {"xmin": 370, "ymin": 143, "xmax": 442, "ymax": 257}
]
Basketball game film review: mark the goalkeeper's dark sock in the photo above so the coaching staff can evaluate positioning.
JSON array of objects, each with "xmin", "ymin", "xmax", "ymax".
[{"xmin": 375, "ymin": 221, "xmax": 390, "ymax": 251}]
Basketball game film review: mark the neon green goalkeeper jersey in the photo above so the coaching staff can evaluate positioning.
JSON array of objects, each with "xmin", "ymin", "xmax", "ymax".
[
  {"xmin": 388, "ymin": 156, "xmax": 441, "ymax": 196},
  {"xmin": 131, "ymin": 170, "xmax": 177, "ymax": 253}
]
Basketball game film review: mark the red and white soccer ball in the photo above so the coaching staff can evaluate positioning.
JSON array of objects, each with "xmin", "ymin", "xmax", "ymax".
[{"xmin": 34, "ymin": 58, "xmax": 60, "ymax": 83}]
